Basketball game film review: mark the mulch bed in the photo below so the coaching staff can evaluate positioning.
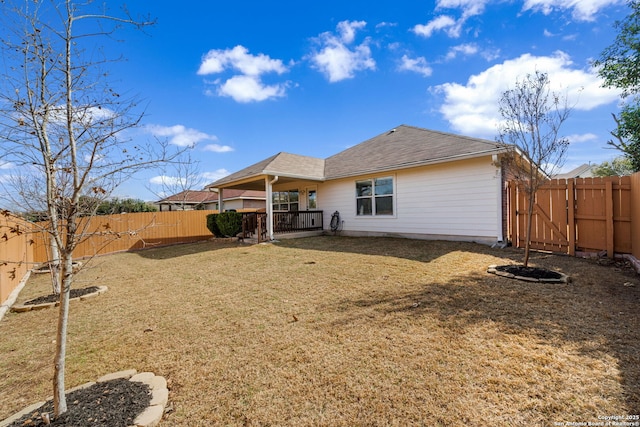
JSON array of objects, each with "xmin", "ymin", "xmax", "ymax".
[
  {"xmin": 24, "ymin": 287, "xmax": 100, "ymax": 306},
  {"xmin": 5, "ymin": 379, "xmax": 151, "ymax": 427},
  {"xmin": 493, "ymin": 264, "xmax": 564, "ymax": 280}
]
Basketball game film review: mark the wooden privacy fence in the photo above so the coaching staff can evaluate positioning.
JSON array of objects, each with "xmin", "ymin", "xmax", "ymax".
[
  {"xmin": 507, "ymin": 173, "xmax": 639, "ymax": 258},
  {"xmin": 0, "ymin": 213, "xmax": 34, "ymax": 304},
  {"xmin": 31, "ymin": 210, "xmax": 219, "ymax": 262}
]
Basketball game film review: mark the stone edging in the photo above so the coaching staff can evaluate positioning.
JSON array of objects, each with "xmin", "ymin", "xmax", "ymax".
[
  {"xmin": 487, "ymin": 265, "xmax": 570, "ymax": 283},
  {"xmin": 10, "ymin": 286, "xmax": 108, "ymax": 313},
  {"xmin": 0, "ymin": 369, "xmax": 168, "ymax": 427},
  {"xmin": 622, "ymin": 254, "xmax": 640, "ymax": 274}
]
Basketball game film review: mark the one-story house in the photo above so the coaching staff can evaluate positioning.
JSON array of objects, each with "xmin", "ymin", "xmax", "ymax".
[
  {"xmin": 156, "ymin": 189, "xmax": 266, "ymax": 211},
  {"xmin": 205, "ymin": 125, "xmax": 514, "ymax": 244}
]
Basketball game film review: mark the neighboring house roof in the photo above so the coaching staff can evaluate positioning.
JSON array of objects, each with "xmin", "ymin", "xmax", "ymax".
[
  {"xmin": 158, "ymin": 190, "xmax": 218, "ymax": 205},
  {"xmin": 207, "ymin": 125, "xmax": 510, "ymax": 189},
  {"xmin": 553, "ymin": 164, "xmax": 596, "ymax": 179},
  {"xmin": 157, "ymin": 189, "xmax": 265, "ymax": 205}
]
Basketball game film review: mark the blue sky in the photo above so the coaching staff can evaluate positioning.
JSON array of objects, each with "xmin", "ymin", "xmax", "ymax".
[{"xmin": 6, "ymin": 0, "xmax": 632, "ymax": 201}]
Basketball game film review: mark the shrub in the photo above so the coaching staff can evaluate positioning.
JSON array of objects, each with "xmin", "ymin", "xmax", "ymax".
[
  {"xmin": 206, "ymin": 214, "xmax": 223, "ymax": 237},
  {"xmin": 216, "ymin": 212, "xmax": 243, "ymax": 237}
]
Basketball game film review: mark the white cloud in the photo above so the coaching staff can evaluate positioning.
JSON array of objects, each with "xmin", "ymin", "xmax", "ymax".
[
  {"xmin": 149, "ymin": 175, "xmax": 186, "ymax": 186},
  {"xmin": 83, "ymin": 153, "xmax": 105, "ymax": 164},
  {"xmin": 198, "ymin": 45, "xmax": 287, "ymax": 76},
  {"xmin": 31, "ymin": 105, "xmax": 117, "ymax": 128},
  {"xmin": 522, "ymin": 0, "xmax": 622, "ymax": 21},
  {"xmin": 413, "ymin": 15, "xmax": 461, "ymax": 38},
  {"xmin": 337, "ymin": 20, "xmax": 367, "ymax": 44},
  {"xmin": 417, "ymin": 0, "xmax": 614, "ymax": 41},
  {"xmin": 437, "ymin": 0, "xmax": 489, "ymax": 17},
  {"xmin": 202, "ymin": 144, "xmax": 234, "ymax": 153},
  {"xmin": 443, "ymin": 43, "xmax": 498, "ymax": 61},
  {"xmin": 413, "ymin": 0, "xmax": 489, "ymax": 39},
  {"xmin": 150, "ymin": 169, "xmax": 229, "ymax": 189},
  {"xmin": 197, "ymin": 45, "xmax": 289, "ymax": 103},
  {"xmin": 201, "ymin": 169, "xmax": 230, "ymax": 183},
  {"xmin": 376, "ymin": 22, "xmax": 398, "ymax": 30},
  {"xmin": 146, "ymin": 124, "xmax": 218, "ymax": 147},
  {"xmin": 398, "ymin": 55, "xmax": 433, "ymax": 77},
  {"xmin": 218, "ymin": 75, "xmax": 286, "ymax": 103},
  {"xmin": 567, "ymin": 133, "xmax": 598, "ymax": 143},
  {"xmin": 433, "ymin": 51, "xmax": 620, "ymax": 137},
  {"xmin": 310, "ymin": 20, "xmax": 376, "ymax": 83},
  {"xmin": 445, "ymin": 43, "xmax": 479, "ymax": 60},
  {"xmin": 0, "ymin": 162, "xmax": 14, "ymax": 170}
]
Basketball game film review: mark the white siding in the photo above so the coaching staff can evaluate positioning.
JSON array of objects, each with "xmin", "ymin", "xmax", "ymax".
[
  {"xmin": 221, "ymin": 200, "xmax": 244, "ymax": 211},
  {"xmin": 318, "ymin": 156, "xmax": 502, "ymax": 243}
]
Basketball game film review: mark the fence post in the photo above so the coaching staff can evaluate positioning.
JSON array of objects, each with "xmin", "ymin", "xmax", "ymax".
[
  {"xmin": 606, "ymin": 180, "xmax": 615, "ymax": 258},
  {"xmin": 632, "ymin": 172, "xmax": 640, "ymax": 260},
  {"xmin": 567, "ymin": 179, "xmax": 576, "ymax": 256},
  {"xmin": 509, "ymin": 183, "xmax": 518, "ymax": 247}
]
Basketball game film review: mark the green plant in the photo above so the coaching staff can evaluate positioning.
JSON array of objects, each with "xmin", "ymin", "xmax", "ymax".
[
  {"xmin": 216, "ymin": 212, "xmax": 242, "ymax": 237},
  {"xmin": 206, "ymin": 214, "xmax": 222, "ymax": 237}
]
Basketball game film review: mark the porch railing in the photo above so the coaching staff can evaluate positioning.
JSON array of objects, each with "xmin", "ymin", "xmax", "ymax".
[
  {"xmin": 241, "ymin": 211, "xmax": 323, "ymax": 242},
  {"xmin": 274, "ymin": 210, "xmax": 323, "ymax": 234}
]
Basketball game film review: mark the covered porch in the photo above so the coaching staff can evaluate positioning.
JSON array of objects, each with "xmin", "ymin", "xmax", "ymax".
[
  {"xmin": 206, "ymin": 152, "xmax": 327, "ymax": 242},
  {"xmin": 240, "ymin": 210, "xmax": 324, "ymax": 242}
]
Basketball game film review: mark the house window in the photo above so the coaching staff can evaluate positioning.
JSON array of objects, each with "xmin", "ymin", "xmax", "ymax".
[
  {"xmin": 273, "ymin": 190, "xmax": 299, "ymax": 211},
  {"xmin": 356, "ymin": 177, "xmax": 394, "ymax": 216}
]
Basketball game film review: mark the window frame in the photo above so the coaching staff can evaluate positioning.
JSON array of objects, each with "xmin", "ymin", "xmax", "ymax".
[
  {"xmin": 272, "ymin": 189, "xmax": 299, "ymax": 212},
  {"xmin": 355, "ymin": 175, "xmax": 395, "ymax": 217}
]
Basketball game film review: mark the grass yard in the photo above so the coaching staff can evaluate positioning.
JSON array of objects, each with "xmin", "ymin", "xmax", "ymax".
[{"xmin": 1, "ymin": 236, "xmax": 639, "ymax": 426}]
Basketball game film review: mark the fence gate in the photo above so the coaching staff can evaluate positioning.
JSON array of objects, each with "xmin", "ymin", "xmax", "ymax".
[
  {"xmin": 509, "ymin": 180, "xmax": 572, "ymax": 254},
  {"xmin": 507, "ymin": 177, "xmax": 633, "ymax": 258}
]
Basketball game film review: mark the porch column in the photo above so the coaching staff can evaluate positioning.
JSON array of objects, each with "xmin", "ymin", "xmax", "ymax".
[
  {"xmin": 265, "ymin": 175, "xmax": 278, "ymax": 240},
  {"xmin": 218, "ymin": 188, "xmax": 224, "ymax": 213}
]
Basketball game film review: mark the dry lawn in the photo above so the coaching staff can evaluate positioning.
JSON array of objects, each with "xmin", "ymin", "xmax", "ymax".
[{"xmin": 1, "ymin": 236, "xmax": 639, "ymax": 426}]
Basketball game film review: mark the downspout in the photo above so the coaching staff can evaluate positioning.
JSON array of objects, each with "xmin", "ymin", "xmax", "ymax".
[
  {"xmin": 267, "ymin": 175, "xmax": 279, "ymax": 241},
  {"xmin": 218, "ymin": 188, "xmax": 224, "ymax": 213},
  {"xmin": 493, "ymin": 154, "xmax": 504, "ymax": 244}
]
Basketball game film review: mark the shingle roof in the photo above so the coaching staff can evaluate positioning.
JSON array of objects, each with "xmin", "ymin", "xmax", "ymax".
[
  {"xmin": 553, "ymin": 164, "xmax": 595, "ymax": 179},
  {"xmin": 325, "ymin": 125, "xmax": 507, "ymax": 179},
  {"xmin": 209, "ymin": 152, "xmax": 325, "ymax": 188},
  {"xmin": 207, "ymin": 125, "xmax": 509, "ymax": 188},
  {"xmin": 158, "ymin": 190, "xmax": 218, "ymax": 204},
  {"xmin": 157, "ymin": 189, "xmax": 265, "ymax": 204}
]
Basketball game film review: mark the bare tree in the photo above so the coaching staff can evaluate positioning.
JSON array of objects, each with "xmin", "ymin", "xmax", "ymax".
[
  {"xmin": 0, "ymin": 0, "xmax": 178, "ymax": 417},
  {"xmin": 148, "ymin": 149, "xmax": 207, "ymax": 210},
  {"xmin": 497, "ymin": 71, "xmax": 571, "ymax": 266}
]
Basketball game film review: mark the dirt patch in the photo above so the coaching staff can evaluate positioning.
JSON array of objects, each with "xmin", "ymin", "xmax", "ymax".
[
  {"xmin": 24, "ymin": 287, "xmax": 100, "ymax": 305},
  {"xmin": 494, "ymin": 265, "xmax": 565, "ymax": 280},
  {"xmin": 5, "ymin": 378, "xmax": 150, "ymax": 426},
  {"xmin": 487, "ymin": 264, "xmax": 570, "ymax": 283}
]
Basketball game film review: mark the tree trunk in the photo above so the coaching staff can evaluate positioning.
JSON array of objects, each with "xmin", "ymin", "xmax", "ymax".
[
  {"xmin": 52, "ymin": 253, "xmax": 73, "ymax": 417},
  {"xmin": 49, "ymin": 238, "xmax": 61, "ymax": 295},
  {"xmin": 524, "ymin": 193, "xmax": 535, "ymax": 267}
]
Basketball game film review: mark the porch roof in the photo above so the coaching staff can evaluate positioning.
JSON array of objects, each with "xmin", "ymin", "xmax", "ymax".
[{"xmin": 206, "ymin": 152, "xmax": 326, "ymax": 191}]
